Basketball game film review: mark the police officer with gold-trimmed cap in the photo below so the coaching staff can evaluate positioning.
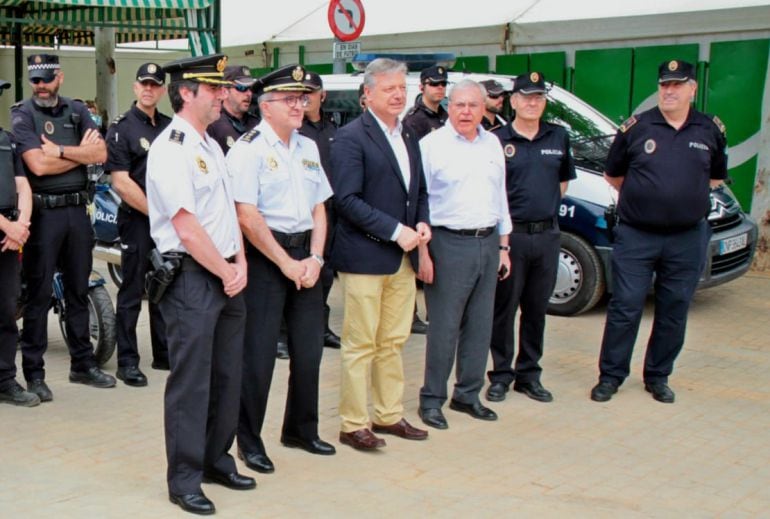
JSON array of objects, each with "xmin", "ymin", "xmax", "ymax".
[
  {"xmin": 591, "ymin": 59, "xmax": 727, "ymax": 405},
  {"xmin": 12, "ymin": 53, "xmax": 114, "ymax": 402},
  {"xmin": 403, "ymin": 65, "xmax": 448, "ymax": 140},
  {"xmin": 146, "ymin": 53, "xmax": 255, "ymax": 515},
  {"xmin": 229, "ymin": 64, "xmax": 336, "ymax": 475},
  {"xmin": 105, "ymin": 62, "xmax": 171, "ymax": 387},
  {"xmin": 486, "ymin": 71, "xmax": 576, "ymax": 404},
  {"xmin": 479, "ymin": 79, "xmax": 508, "ymax": 131},
  {"xmin": 0, "ymin": 79, "xmax": 40, "ymax": 407},
  {"xmin": 207, "ymin": 64, "xmax": 260, "ymax": 154}
]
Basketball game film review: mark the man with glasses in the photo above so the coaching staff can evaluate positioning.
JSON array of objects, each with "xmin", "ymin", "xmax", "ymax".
[
  {"xmin": 229, "ymin": 65, "xmax": 336, "ymax": 475},
  {"xmin": 486, "ymin": 72, "xmax": 576, "ymax": 404},
  {"xmin": 12, "ymin": 53, "xmax": 114, "ymax": 402},
  {"xmin": 479, "ymin": 79, "xmax": 508, "ymax": 131},
  {"xmin": 105, "ymin": 63, "xmax": 171, "ymax": 386},
  {"xmin": 207, "ymin": 65, "xmax": 260, "ymax": 154}
]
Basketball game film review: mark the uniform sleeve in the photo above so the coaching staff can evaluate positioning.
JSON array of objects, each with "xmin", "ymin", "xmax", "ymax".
[
  {"xmin": 227, "ymin": 140, "xmax": 260, "ymax": 206},
  {"xmin": 492, "ymin": 139, "xmax": 512, "ymax": 235},
  {"xmin": 604, "ymin": 129, "xmax": 629, "ymax": 178},
  {"xmin": 9, "ymin": 134, "xmax": 26, "ymax": 177},
  {"xmin": 710, "ymin": 125, "xmax": 728, "ymax": 180},
  {"xmin": 103, "ymin": 123, "xmax": 131, "ymax": 172},
  {"xmin": 560, "ymin": 130, "xmax": 577, "ymax": 182},
  {"xmin": 10, "ymin": 106, "xmax": 40, "ymax": 155},
  {"xmin": 147, "ymin": 142, "xmax": 196, "ymax": 219}
]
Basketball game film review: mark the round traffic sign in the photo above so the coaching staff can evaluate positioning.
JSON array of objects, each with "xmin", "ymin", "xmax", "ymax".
[{"xmin": 327, "ymin": 0, "xmax": 366, "ymax": 42}]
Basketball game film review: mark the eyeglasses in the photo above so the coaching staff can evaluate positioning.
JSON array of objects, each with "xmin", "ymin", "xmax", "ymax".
[
  {"xmin": 263, "ymin": 94, "xmax": 309, "ymax": 108},
  {"xmin": 232, "ymin": 84, "xmax": 251, "ymax": 93},
  {"xmin": 30, "ymin": 76, "xmax": 57, "ymax": 85}
]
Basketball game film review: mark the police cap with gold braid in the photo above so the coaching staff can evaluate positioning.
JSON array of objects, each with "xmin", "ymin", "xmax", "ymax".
[
  {"xmin": 255, "ymin": 64, "xmax": 315, "ymax": 96},
  {"xmin": 162, "ymin": 54, "xmax": 231, "ymax": 86}
]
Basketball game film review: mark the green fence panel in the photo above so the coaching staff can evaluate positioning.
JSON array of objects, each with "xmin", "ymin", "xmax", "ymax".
[
  {"xmin": 495, "ymin": 54, "xmax": 528, "ymax": 76},
  {"xmin": 530, "ymin": 51, "xmax": 566, "ymax": 87},
  {"xmin": 707, "ymin": 38, "xmax": 770, "ymax": 210},
  {"xmin": 453, "ymin": 56, "xmax": 489, "ymax": 73},
  {"xmin": 630, "ymin": 44, "xmax": 699, "ymax": 114},
  {"xmin": 574, "ymin": 48, "xmax": 632, "ymax": 124}
]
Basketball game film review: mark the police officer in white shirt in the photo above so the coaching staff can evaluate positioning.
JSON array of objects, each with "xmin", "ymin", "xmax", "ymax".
[
  {"xmin": 228, "ymin": 65, "xmax": 336, "ymax": 475},
  {"xmin": 146, "ymin": 54, "xmax": 255, "ymax": 516}
]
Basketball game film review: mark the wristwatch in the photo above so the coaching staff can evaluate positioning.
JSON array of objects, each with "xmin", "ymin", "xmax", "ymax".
[{"xmin": 311, "ymin": 253, "xmax": 325, "ymax": 267}]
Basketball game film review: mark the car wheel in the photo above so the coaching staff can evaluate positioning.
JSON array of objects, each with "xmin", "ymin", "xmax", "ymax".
[{"xmin": 548, "ymin": 232, "xmax": 605, "ymax": 316}]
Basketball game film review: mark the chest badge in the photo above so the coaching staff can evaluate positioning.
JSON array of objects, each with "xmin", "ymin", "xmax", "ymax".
[
  {"xmin": 644, "ymin": 139, "xmax": 656, "ymax": 154},
  {"xmin": 267, "ymin": 156, "xmax": 278, "ymax": 171},
  {"xmin": 226, "ymin": 135, "xmax": 235, "ymax": 148},
  {"xmin": 504, "ymin": 144, "xmax": 516, "ymax": 158},
  {"xmin": 44, "ymin": 120, "xmax": 55, "ymax": 135},
  {"xmin": 196, "ymin": 155, "xmax": 208, "ymax": 174},
  {"xmin": 139, "ymin": 137, "xmax": 150, "ymax": 151}
]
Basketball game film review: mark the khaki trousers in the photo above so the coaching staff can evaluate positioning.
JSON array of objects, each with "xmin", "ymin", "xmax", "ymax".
[{"xmin": 338, "ymin": 255, "xmax": 416, "ymax": 432}]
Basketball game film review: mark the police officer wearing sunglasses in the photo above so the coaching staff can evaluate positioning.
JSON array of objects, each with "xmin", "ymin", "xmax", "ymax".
[{"xmin": 207, "ymin": 65, "xmax": 260, "ymax": 154}]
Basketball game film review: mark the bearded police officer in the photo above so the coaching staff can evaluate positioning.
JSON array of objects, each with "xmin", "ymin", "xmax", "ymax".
[
  {"xmin": 486, "ymin": 72, "xmax": 576, "ymax": 404},
  {"xmin": 105, "ymin": 63, "xmax": 172, "ymax": 386},
  {"xmin": 0, "ymin": 80, "xmax": 39, "ymax": 407},
  {"xmin": 147, "ymin": 54, "xmax": 255, "ymax": 515},
  {"xmin": 207, "ymin": 64, "xmax": 259, "ymax": 154},
  {"xmin": 13, "ymin": 53, "xmax": 114, "ymax": 401},
  {"xmin": 403, "ymin": 65, "xmax": 448, "ymax": 140},
  {"xmin": 479, "ymin": 79, "xmax": 508, "ymax": 131},
  {"xmin": 590, "ymin": 60, "xmax": 727, "ymax": 404}
]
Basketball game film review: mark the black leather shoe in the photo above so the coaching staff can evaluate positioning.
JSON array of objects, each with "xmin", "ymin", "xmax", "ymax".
[
  {"xmin": 276, "ymin": 341, "xmax": 289, "ymax": 360},
  {"xmin": 238, "ymin": 449, "xmax": 275, "ymax": 474},
  {"xmin": 202, "ymin": 471, "xmax": 256, "ymax": 490},
  {"xmin": 69, "ymin": 366, "xmax": 116, "ymax": 388},
  {"xmin": 116, "ymin": 365, "xmax": 148, "ymax": 387},
  {"xmin": 486, "ymin": 382, "xmax": 509, "ymax": 402},
  {"xmin": 513, "ymin": 380, "xmax": 553, "ymax": 403},
  {"xmin": 449, "ymin": 399, "xmax": 498, "ymax": 421},
  {"xmin": 169, "ymin": 492, "xmax": 215, "ymax": 515},
  {"xmin": 281, "ymin": 435, "xmax": 336, "ymax": 455},
  {"xmin": 590, "ymin": 381, "xmax": 618, "ymax": 402},
  {"xmin": 151, "ymin": 360, "xmax": 170, "ymax": 371},
  {"xmin": 0, "ymin": 382, "xmax": 41, "ymax": 407},
  {"xmin": 27, "ymin": 379, "xmax": 53, "ymax": 402},
  {"xmin": 410, "ymin": 317, "xmax": 428, "ymax": 335},
  {"xmin": 323, "ymin": 330, "xmax": 341, "ymax": 349},
  {"xmin": 645, "ymin": 382, "xmax": 675, "ymax": 403},
  {"xmin": 418, "ymin": 407, "xmax": 448, "ymax": 429}
]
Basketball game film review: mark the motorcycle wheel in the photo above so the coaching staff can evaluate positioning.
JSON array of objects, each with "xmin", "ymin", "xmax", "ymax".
[
  {"xmin": 58, "ymin": 285, "xmax": 117, "ymax": 367},
  {"xmin": 107, "ymin": 262, "xmax": 123, "ymax": 289}
]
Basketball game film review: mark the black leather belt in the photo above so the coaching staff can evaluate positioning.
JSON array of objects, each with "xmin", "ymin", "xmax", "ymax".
[
  {"xmin": 440, "ymin": 226, "xmax": 495, "ymax": 237},
  {"xmin": 511, "ymin": 219, "xmax": 554, "ymax": 234},
  {"xmin": 271, "ymin": 229, "xmax": 311, "ymax": 249},
  {"xmin": 34, "ymin": 191, "xmax": 89, "ymax": 209}
]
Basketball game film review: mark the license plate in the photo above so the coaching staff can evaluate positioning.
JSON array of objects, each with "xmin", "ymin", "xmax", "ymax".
[{"xmin": 719, "ymin": 233, "xmax": 748, "ymax": 254}]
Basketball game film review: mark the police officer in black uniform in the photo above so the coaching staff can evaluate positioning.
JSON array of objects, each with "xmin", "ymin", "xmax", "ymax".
[
  {"xmin": 13, "ymin": 54, "xmax": 115, "ymax": 402},
  {"xmin": 479, "ymin": 79, "xmax": 508, "ymax": 131},
  {"xmin": 486, "ymin": 72, "xmax": 576, "ymax": 404},
  {"xmin": 105, "ymin": 63, "xmax": 172, "ymax": 386},
  {"xmin": 299, "ymin": 71, "xmax": 342, "ymax": 349},
  {"xmin": 0, "ymin": 80, "xmax": 40, "ymax": 408},
  {"xmin": 590, "ymin": 60, "xmax": 727, "ymax": 404},
  {"xmin": 207, "ymin": 64, "xmax": 259, "ymax": 154},
  {"xmin": 403, "ymin": 65, "xmax": 448, "ymax": 140}
]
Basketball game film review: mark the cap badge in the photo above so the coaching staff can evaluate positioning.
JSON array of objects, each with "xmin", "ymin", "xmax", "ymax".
[
  {"xmin": 226, "ymin": 135, "xmax": 235, "ymax": 148},
  {"xmin": 196, "ymin": 156, "xmax": 208, "ymax": 174},
  {"xmin": 147, "ymin": 64, "xmax": 157, "ymax": 74},
  {"xmin": 504, "ymin": 144, "xmax": 516, "ymax": 158},
  {"xmin": 437, "ymin": 67, "xmax": 444, "ymax": 74},
  {"xmin": 139, "ymin": 137, "xmax": 150, "ymax": 151},
  {"xmin": 292, "ymin": 66, "xmax": 304, "ymax": 82},
  {"xmin": 44, "ymin": 121, "xmax": 55, "ymax": 135},
  {"xmin": 530, "ymin": 72, "xmax": 539, "ymax": 82},
  {"xmin": 34, "ymin": 55, "xmax": 42, "ymax": 64},
  {"xmin": 242, "ymin": 67, "xmax": 250, "ymax": 76},
  {"xmin": 668, "ymin": 60, "xmax": 678, "ymax": 71},
  {"xmin": 216, "ymin": 57, "xmax": 227, "ymax": 73},
  {"xmin": 644, "ymin": 139, "xmax": 656, "ymax": 154},
  {"xmin": 267, "ymin": 156, "xmax": 279, "ymax": 171}
]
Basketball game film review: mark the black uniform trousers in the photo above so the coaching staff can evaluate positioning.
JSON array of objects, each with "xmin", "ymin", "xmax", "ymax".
[
  {"xmin": 115, "ymin": 207, "xmax": 167, "ymax": 367},
  {"xmin": 598, "ymin": 220, "xmax": 709, "ymax": 385},
  {"xmin": 488, "ymin": 229, "xmax": 560, "ymax": 386},
  {"xmin": 238, "ymin": 244, "xmax": 324, "ymax": 456},
  {"xmin": 21, "ymin": 205, "xmax": 95, "ymax": 380},
  {"xmin": 160, "ymin": 266, "xmax": 245, "ymax": 495},
  {"xmin": 320, "ymin": 202, "xmax": 336, "ymax": 330},
  {"xmin": 0, "ymin": 250, "xmax": 20, "ymax": 390}
]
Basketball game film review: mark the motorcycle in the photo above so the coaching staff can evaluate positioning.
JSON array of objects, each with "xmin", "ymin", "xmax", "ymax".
[{"xmin": 91, "ymin": 167, "xmax": 123, "ymax": 288}]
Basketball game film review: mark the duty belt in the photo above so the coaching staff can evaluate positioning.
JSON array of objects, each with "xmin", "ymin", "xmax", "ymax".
[
  {"xmin": 511, "ymin": 219, "xmax": 554, "ymax": 234},
  {"xmin": 0, "ymin": 207, "xmax": 18, "ymax": 220},
  {"xmin": 271, "ymin": 229, "xmax": 311, "ymax": 249},
  {"xmin": 440, "ymin": 226, "xmax": 495, "ymax": 238},
  {"xmin": 34, "ymin": 191, "xmax": 89, "ymax": 209},
  {"xmin": 162, "ymin": 252, "xmax": 235, "ymax": 272}
]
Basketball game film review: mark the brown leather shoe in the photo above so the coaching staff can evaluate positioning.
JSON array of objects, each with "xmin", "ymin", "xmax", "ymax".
[
  {"xmin": 372, "ymin": 418, "xmax": 428, "ymax": 440},
  {"xmin": 339, "ymin": 428, "xmax": 386, "ymax": 450}
]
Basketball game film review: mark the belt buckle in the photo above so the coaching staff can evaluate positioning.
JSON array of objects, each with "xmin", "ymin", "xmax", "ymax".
[{"xmin": 529, "ymin": 222, "xmax": 543, "ymax": 233}]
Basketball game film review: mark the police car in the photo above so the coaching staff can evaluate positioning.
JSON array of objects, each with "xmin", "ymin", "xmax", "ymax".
[{"xmin": 319, "ymin": 56, "xmax": 758, "ymax": 316}]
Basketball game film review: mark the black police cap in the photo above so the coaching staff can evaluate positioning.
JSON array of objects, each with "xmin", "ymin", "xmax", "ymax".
[
  {"xmin": 512, "ymin": 72, "xmax": 546, "ymax": 94},
  {"xmin": 420, "ymin": 65, "xmax": 448, "ymax": 84},
  {"xmin": 27, "ymin": 53, "xmax": 60, "ymax": 82},
  {"xmin": 136, "ymin": 62, "xmax": 165, "ymax": 85},
  {"xmin": 255, "ymin": 64, "xmax": 315, "ymax": 96},
  {"xmin": 304, "ymin": 71, "xmax": 323, "ymax": 91},
  {"xmin": 223, "ymin": 65, "xmax": 257, "ymax": 87},
  {"xmin": 479, "ymin": 79, "xmax": 505, "ymax": 97},
  {"xmin": 658, "ymin": 60, "xmax": 695, "ymax": 83},
  {"xmin": 162, "ymin": 54, "xmax": 230, "ymax": 86}
]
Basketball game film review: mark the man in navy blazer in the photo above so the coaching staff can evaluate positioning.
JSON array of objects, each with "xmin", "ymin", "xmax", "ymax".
[{"xmin": 330, "ymin": 58, "xmax": 431, "ymax": 451}]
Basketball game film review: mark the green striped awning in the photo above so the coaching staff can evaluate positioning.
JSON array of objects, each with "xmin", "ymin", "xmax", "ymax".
[{"xmin": 0, "ymin": 0, "xmax": 217, "ymax": 55}]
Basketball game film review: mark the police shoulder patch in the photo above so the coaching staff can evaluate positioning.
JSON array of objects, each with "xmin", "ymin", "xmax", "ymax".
[
  {"xmin": 169, "ymin": 129, "xmax": 185, "ymax": 144},
  {"xmin": 242, "ymin": 128, "xmax": 261, "ymax": 143},
  {"xmin": 111, "ymin": 113, "xmax": 126, "ymax": 125},
  {"xmin": 711, "ymin": 115, "xmax": 726, "ymax": 135},
  {"xmin": 619, "ymin": 115, "xmax": 637, "ymax": 133}
]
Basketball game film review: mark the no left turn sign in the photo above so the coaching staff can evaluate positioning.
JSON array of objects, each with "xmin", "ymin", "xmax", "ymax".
[{"xmin": 328, "ymin": 0, "xmax": 366, "ymax": 42}]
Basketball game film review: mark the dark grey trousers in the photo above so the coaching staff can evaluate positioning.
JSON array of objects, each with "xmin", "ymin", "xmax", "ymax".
[{"xmin": 419, "ymin": 227, "xmax": 499, "ymax": 409}]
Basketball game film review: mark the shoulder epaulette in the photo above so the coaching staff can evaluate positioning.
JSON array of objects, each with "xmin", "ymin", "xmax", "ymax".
[
  {"xmin": 405, "ymin": 106, "xmax": 418, "ymax": 117},
  {"xmin": 242, "ymin": 128, "xmax": 260, "ymax": 143},
  {"xmin": 619, "ymin": 115, "xmax": 638, "ymax": 133},
  {"xmin": 111, "ymin": 113, "xmax": 127, "ymax": 125},
  {"xmin": 169, "ymin": 129, "xmax": 185, "ymax": 144},
  {"xmin": 10, "ymin": 100, "xmax": 24, "ymax": 110},
  {"xmin": 711, "ymin": 115, "xmax": 726, "ymax": 135}
]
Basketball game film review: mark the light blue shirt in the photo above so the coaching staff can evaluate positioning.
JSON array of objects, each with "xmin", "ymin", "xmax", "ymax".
[
  {"xmin": 228, "ymin": 120, "xmax": 332, "ymax": 233},
  {"xmin": 420, "ymin": 123, "xmax": 512, "ymax": 235}
]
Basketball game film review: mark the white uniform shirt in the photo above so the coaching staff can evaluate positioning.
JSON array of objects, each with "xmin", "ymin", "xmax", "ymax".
[
  {"xmin": 420, "ymin": 123, "xmax": 512, "ymax": 235},
  {"xmin": 146, "ymin": 114, "xmax": 241, "ymax": 257},
  {"xmin": 228, "ymin": 120, "xmax": 332, "ymax": 233}
]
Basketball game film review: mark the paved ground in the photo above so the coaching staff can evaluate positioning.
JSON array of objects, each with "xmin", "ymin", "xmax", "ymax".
[{"xmin": 2, "ymin": 265, "xmax": 769, "ymax": 518}]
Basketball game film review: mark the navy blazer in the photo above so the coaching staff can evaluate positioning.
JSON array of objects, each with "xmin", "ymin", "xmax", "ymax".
[{"xmin": 329, "ymin": 110, "xmax": 429, "ymax": 275}]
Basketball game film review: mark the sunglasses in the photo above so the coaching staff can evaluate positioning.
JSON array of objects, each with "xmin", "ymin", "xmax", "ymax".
[
  {"xmin": 232, "ymin": 84, "xmax": 251, "ymax": 93},
  {"xmin": 30, "ymin": 76, "xmax": 57, "ymax": 85},
  {"xmin": 425, "ymin": 81, "xmax": 447, "ymax": 88},
  {"xmin": 488, "ymin": 93, "xmax": 504, "ymax": 99}
]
